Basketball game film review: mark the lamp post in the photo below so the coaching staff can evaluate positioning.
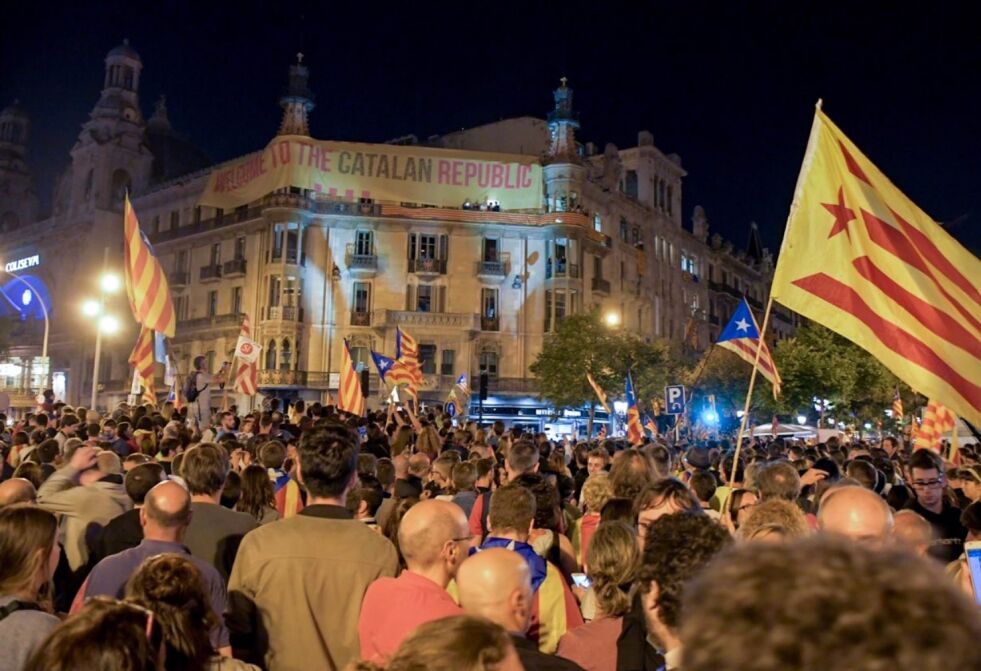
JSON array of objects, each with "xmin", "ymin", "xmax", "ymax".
[{"xmin": 82, "ymin": 271, "xmax": 121, "ymax": 411}]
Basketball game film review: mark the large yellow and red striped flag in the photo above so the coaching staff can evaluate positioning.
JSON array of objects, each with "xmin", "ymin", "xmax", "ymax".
[
  {"xmin": 394, "ymin": 326, "xmax": 423, "ymax": 386},
  {"xmin": 915, "ymin": 400, "xmax": 956, "ymax": 453},
  {"xmin": 128, "ymin": 325, "xmax": 156, "ymax": 405},
  {"xmin": 771, "ymin": 108, "xmax": 980, "ymax": 425},
  {"xmin": 338, "ymin": 339, "xmax": 365, "ymax": 416},
  {"xmin": 124, "ymin": 195, "xmax": 176, "ymax": 337}
]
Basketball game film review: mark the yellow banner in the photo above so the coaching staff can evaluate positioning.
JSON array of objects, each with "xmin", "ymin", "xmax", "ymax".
[{"xmin": 199, "ymin": 135, "xmax": 543, "ymax": 210}]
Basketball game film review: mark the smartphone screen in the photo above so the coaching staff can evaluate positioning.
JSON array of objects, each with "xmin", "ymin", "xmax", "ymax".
[
  {"xmin": 571, "ymin": 572, "xmax": 592, "ymax": 589},
  {"xmin": 966, "ymin": 542, "xmax": 981, "ymax": 607}
]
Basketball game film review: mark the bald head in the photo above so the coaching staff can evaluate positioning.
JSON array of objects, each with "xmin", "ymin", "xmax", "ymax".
[
  {"xmin": 457, "ymin": 548, "xmax": 532, "ymax": 635},
  {"xmin": 398, "ymin": 499, "xmax": 468, "ymax": 572},
  {"xmin": 0, "ymin": 478, "xmax": 37, "ymax": 507},
  {"xmin": 142, "ymin": 480, "xmax": 192, "ymax": 539},
  {"xmin": 407, "ymin": 453, "xmax": 431, "ymax": 478},
  {"xmin": 893, "ymin": 510, "xmax": 933, "ymax": 557},
  {"xmin": 818, "ymin": 485, "xmax": 893, "ymax": 542}
]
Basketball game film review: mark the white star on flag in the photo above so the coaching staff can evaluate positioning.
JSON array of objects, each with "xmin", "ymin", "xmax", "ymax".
[{"xmin": 735, "ymin": 318, "xmax": 750, "ymax": 332}]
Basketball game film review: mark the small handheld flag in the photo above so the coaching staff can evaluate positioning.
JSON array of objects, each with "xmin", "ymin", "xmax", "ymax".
[
  {"xmin": 717, "ymin": 298, "xmax": 782, "ymax": 398},
  {"xmin": 586, "ymin": 372, "xmax": 612, "ymax": 414},
  {"xmin": 625, "ymin": 371, "xmax": 644, "ymax": 446}
]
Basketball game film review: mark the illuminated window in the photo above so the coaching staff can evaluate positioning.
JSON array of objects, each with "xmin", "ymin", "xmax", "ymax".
[{"xmin": 419, "ymin": 344, "xmax": 437, "ymax": 375}]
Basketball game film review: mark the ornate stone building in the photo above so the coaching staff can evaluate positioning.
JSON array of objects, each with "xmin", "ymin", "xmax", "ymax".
[{"xmin": 0, "ymin": 43, "xmax": 793, "ymax": 429}]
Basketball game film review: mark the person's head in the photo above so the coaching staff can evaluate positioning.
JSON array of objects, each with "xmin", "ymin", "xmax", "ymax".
[
  {"xmin": 0, "ymin": 505, "xmax": 59, "ymax": 601},
  {"xmin": 962, "ymin": 501, "xmax": 981, "ymax": 542},
  {"xmin": 258, "ymin": 440, "xmax": 286, "ymax": 470},
  {"xmin": 586, "ymin": 521, "xmax": 640, "ymax": 616},
  {"xmin": 610, "ymin": 449, "xmax": 657, "ymax": 501},
  {"xmin": 124, "ymin": 463, "xmax": 166, "ymax": 506},
  {"xmin": 218, "ymin": 411, "xmax": 235, "ymax": 431},
  {"xmin": 0, "ymin": 478, "xmax": 38, "ymax": 507},
  {"xmin": 430, "ymin": 456, "xmax": 455, "ymax": 489},
  {"xmin": 474, "ymin": 458, "xmax": 495, "ymax": 489},
  {"xmin": 236, "ymin": 464, "xmax": 275, "ymax": 521},
  {"xmin": 35, "ymin": 439, "xmax": 59, "ymax": 465},
  {"xmin": 123, "ymin": 453, "xmax": 152, "ymax": 472},
  {"xmin": 679, "ymin": 535, "xmax": 981, "ymax": 671},
  {"xmin": 398, "ymin": 499, "xmax": 470, "ymax": 585},
  {"xmin": 180, "ymin": 443, "xmax": 229, "ymax": 497},
  {"xmin": 587, "ymin": 447, "xmax": 610, "ymax": 475},
  {"xmin": 845, "ymin": 459, "xmax": 881, "ymax": 491},
  {"xmin": 726, "ymin": 488, "xmax": 758, "ymax": 530},
  {"xmin": 59, "ymin": 414, "xmax": 80, "ymax": 435},
  {"xmin": 457, "ymin": 547, "xmax": 533, "ymax": 635},
  {"xmin": 505, "ymin": 441, "xmax": 539, "ymax": 481},
  {"xmin": 376, "ymin": 458, "xmax": 396, "ymax": 492},
  {"xmin": 908, "ymin": 449, "xmax": 945, "ymax": 510},
  {"xmin": 407, "ymin": 452, "xmax": 432, "ymax": 479},
  {"xmin": 125, "ymin": 554, "xmax": 216, "ymax": 671},
  {"xmin": 581, "ymin": 472, "xmax": 614, "ymax": 514},
  {"xmin": 818, "ymin": 485, "xmax": 893, "ymax": 543},
  {"xmin": 12, "ymin": 462, "xmax": 43, "ymax": 490},
  {"xmin": 141, "ymin": 481, "xmax": 192, "ymax": 542},
  {"xmin": 95, "ymin": 450, "xmax": 123, "ymax": 477},
  {"xmin": 881, "ymin": 435, "xmax": 900, "ymax": 456},
  {"xmin": 296, "ymin": 423, "xmax": 359, "ymax": 501},
  {"xmin": 956, "ymin": 465, "xmax": 981, "ymax": 502},
  {"xmin": 452, "ymin": 461, "xmax": 477, "ymax": 493},
  {"xmin": 600, "ymin": 497, "xmax": 636, "ymax": 525},
  {"xmin": 351, "ymin": 614, "xmax": 520, "ymax": 671},
  {"xmin": 739, "ymin": 498, "xmax": 810, "ymax": 543},
  {"xmin": 487, "ymin": 483, "xmax": 536, "ymax": 541},
  {"xmin": 358, "ymin": 452, "xmax": 378, "ymax": 480},
  {"xmin": 688, "ymin": 469, "xmax": 717, "ymax": 504},
  {"xmin": 638, "ymin": 512, "xmax": 731, "ymax": 649},
  {"xmin": 193, "ymin": 355, "xmax": 207, "ymax": 371},
  {"xmin": 892, "ymin": 510, "xmax": 934, "ymax": 556},
  {"xmin": 24, "ymin": 597, "xmax": 165, "ymax": 671},
  {"xmin": 756, "ymin": 461, "xmax": 802, "ymax": 501},
  {"xmin": 635, "ymin": 478, "xmax": 702, "ymax": 547}
]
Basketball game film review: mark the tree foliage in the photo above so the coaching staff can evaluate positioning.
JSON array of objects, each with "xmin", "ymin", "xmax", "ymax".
[{"xmin": 0, "ymin": 317, "xmax": 12, "ymax": 357}]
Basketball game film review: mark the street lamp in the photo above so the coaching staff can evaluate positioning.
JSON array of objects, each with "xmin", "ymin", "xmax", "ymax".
[
  {"xmin": 603, "ymin": 310, "xmax": 621, "ymax": 328},
  {"xmin": 796, "ymin": 414, "xmax": 807, "ymax": 425},
  {"xmin": 82, "ymin": 271, "xmax": 121, "ymax": 411}
]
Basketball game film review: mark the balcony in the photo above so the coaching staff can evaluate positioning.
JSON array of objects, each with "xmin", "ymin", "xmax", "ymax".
[
  {"xmin": 374, "ymin": 309, "xmax": 479, "ymax": 331},
  {"xmin": 345, "ymin": 246, "xmax": 378, "ymax": 277},
  {"xmin": 708, "ymin": 280, "xmax": 742, "ymax": 299},
  {"xmin": 408, "ymin": 257, "xmax": 447, "ymax": 276},
  {"xmin": 591, "ymin": 276, "xmax": 611, "ymax": 294},
  {"xmin": 168, "ymin": 271, "xmax": 189, "ymax": 287},
  {"xmin": 709, "ymin": 314, "xmax": 720, "ymax": 326},
  {"xmin": 199, "ymin": 264, "xmax": 222, "ymax": 282},
  {"xmin": 257, "ymin": 369, "xmax": 307, "ymax": 387},
  {"xmin": 223, "ymin": 258, "xmax": 247, "ymax": 277},
  {"xmin": 545, "ymin": 259, "xmax": 580, "ymax": 280},
  {"xmin": 476, "ymin": 255, "xmax": 511, "ymax": 283},
  {"xmin": 481, "ymin": 316, "xmax": 500, "ymax": 332},
  {"xmin": 350, "ymin": 310, "xmax": 371, "ymax": 326},
  {"xmin": 265, "ymin": 305, "xmax": 302, "ymax": 321},
  {"xmin": 268, "ymin": 250, "xmax": 303, "ymax": 266},
  {"xmin": 176, "ymin": 313, "xmax": 242, "ymax": 336}
]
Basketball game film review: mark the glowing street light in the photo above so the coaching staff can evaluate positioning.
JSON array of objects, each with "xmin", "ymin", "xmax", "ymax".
[
  {"xmin": 796, "ymin": 414, "xmax": 807, "ymax": 425},
  {"xmin": 81, "ymin": 299, "xmax": 101, "ymax": 317},
  {"xmin": 603, "ymin": 310, "xmax": 621, "ymax": 328},
  {"xmin": 100, "ymin": 273, "xmax": 122, "ymax": 293},
  {"xmin": 98, "ymin": 314, "xmax": 120, "ymax": 334}
]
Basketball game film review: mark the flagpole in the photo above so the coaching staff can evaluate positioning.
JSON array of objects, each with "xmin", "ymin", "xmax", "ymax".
[{"xmin": 727, "ymin": 294, "xmax": 775, "ymax": 496}]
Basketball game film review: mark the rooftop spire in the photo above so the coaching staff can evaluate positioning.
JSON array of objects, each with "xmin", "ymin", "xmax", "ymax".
[
  {"xmin": 546, "ymin": 77, "xmax": 581, "ymax": 164},
  {"xmin": 278, "ymin": 52, "xmax": 315, "ymax": 136}
]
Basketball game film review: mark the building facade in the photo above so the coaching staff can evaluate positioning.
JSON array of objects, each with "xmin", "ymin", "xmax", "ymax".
[{"xmin": 0, "ymin": 44, "xmax": 794, "ymax": 428}]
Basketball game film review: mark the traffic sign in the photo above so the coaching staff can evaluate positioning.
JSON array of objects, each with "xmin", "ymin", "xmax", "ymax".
[{"xmin": 665, "ymin": 385, "xmax": 686, "ymax": 415}]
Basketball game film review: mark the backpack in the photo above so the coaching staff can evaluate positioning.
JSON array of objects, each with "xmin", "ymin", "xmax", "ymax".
[{"xmin": 184, "ymin": 372, "xmax": 207, "ymax": 403}]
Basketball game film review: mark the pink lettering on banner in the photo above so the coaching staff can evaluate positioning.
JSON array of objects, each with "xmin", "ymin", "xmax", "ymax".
[
  {"xmin": 344, "ymin": 189, "xmax": 355, "ymax": 200},
  {"xmin": 362, "ymin": 190, "xmax": 371, "ymax": 199},
  {"xmin": 328, "ymin": 187, "xmax": 338, "ymax": 197},
  {"xmin": 519, "ymin": 165, "xmax": 532, "ymax": 188},
  {"xmin": 437, "ymin": 159, "xmax": 451, "ymax": 184},
  {"xmin": 464, "ymin": 162, "xmax": 478, "ymax": 185},
  {"xmin": 452, "ymin": 160, "xmax": 464, "ymax": 186},
  {"xmin": 491, "ymin": 164, "xmax": 504, "ymax": 188}
]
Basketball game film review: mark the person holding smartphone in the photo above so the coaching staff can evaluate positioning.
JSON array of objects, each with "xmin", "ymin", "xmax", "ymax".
[{"xmin": 186, "ymin": 356, "xmax": 230, "ymax": 431}]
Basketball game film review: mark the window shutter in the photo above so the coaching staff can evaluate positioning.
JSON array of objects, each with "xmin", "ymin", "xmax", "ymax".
[
  {"xmin": 408, "ymin": 233, "xmax": 415, "ymax": 261},
  {"xmin": 437, "ymin": 285, "xmax": 447, "ymax": 313},
  {"xmin": 405, "ymin": 285, "xmax": 415, "ymax": 311},
  {"xmin": 439, "ymin": 234, "xmax": 448, "ymax": 261}
]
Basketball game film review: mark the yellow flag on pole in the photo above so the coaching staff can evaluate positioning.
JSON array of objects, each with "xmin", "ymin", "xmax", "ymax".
[{"xmin": 771, "ymin": 107, "xmax": 980, "ymax": 426}]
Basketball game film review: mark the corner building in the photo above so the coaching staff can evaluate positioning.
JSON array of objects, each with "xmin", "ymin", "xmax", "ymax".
[{"xmin": 0, "ymin": 46, "xmax": 796, "ymax": 427}]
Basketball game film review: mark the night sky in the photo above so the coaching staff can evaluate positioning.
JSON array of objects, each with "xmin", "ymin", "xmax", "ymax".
[{"xmin": 3, "ymin": 1, "xmax": 979, "ymax": 254}]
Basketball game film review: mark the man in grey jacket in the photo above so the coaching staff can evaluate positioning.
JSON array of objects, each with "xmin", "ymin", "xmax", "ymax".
[{"xmin": 37, "ymin": 445, "xmax": 132, "ymax": 572}]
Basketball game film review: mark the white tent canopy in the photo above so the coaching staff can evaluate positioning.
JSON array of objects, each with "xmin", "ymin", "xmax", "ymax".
[{"xmin": 751, "ymin": 423, "xmax": 818, "ymax": 438}]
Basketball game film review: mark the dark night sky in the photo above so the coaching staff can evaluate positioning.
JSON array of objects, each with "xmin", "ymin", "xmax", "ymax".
[{"xmin": 2, "ymin": 1, "xmax": 979, "ymax": 254}]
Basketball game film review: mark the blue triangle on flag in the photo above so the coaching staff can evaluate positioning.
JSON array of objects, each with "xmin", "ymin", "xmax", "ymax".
[
  {"xmin": 370, "ymin": 350, "xmax": 395, "ymax": 381},
  {"xmin": 717, "ymin": 299, "xmax": 760, "ymax": 343}
]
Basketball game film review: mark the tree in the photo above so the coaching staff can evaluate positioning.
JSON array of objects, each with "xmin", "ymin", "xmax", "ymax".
[{"xmin": 0, "ymin": 316, "xmax": 13, "ymax": 357}]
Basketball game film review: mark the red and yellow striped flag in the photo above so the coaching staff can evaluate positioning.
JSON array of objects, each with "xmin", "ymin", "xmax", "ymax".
[
  {"xmin": 892, "ymin": 388, "xmax": 903, "ymax": 423},
  {"xmin": 233, "ymin": 314, "xmax": 258, "ymax": 396},
  {"xmin": 586, "ymin": 372, "xmax": 612, "ymax": 414},
  {"xmin": 625, "ymin": 372, "xmax": 644, "ymax": 446},
  {"xmin": 394, "ymin": 326, "xmax": 423, "ymax": 386},
  {"xmin": 771, "ymin": 108, "xmax": 980, "ymax": 426},
  {"xmin": 129, "ymin": 325, "xmax": 156, "ymax": 405},
  {"xmin": 338, "ymin": 339, "xmax": 365, "ymax": 416},
  {"xmin": 124, "ymin": 195, "xmax": 176, "ymax": 337},
  {"xmin": 915, "ymin": 400, "xmax": 956, "ymax": 453}
]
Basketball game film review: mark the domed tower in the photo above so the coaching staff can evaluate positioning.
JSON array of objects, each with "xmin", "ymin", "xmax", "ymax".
[
  {"xmin": 0, "ymin": 100, "xmax": 39, "ymax": 231},
  {"xmin": 278, "ymin": 53, "xmax": 315, "ymax": 136},
  {"xmin": 66, "ymin": 39, "xmax": 152, "ymax": 212},
  {"xmin": 543, "ymin": 78, "xmax": 585, "ymax": 212}
]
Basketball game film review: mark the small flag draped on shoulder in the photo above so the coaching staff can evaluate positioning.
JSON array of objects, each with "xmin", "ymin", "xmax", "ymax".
[
  {"xmin": 586, "ymin": 372, "xmax": 612, "ymax": 414},
  {"xmin": 123, "ymin": 195, "xmax": 176, "ymax": 338},
  {"xmin": 625, "ymin": 371, "xmax": 644, "ymax": 446},
  {"xmin": 716, "ymin": 298, "xmax": 782, "ymax": 398},
  {"xmin": 233, "ymin": 314, "xmax": 260, "ymax": 395},
  {"xmin": 339, "ymin": 339, "xmax": 365, "ymax": 416},
  {"xmin": 770, "ymin": 108, "xmax": 980, "ymax": 425},
  {"xmin": 129, "ymin": 326, "xmax": 156, "ymax": 405}
]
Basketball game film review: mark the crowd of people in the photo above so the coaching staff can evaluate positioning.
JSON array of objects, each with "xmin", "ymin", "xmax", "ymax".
[{"xmin": 0, "ymin": 391, "xmax": 979, "ymax": 671}]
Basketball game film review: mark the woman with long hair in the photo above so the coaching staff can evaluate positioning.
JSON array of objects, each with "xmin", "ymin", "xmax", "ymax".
[
  {"xmin": 558, "ymin": 521, "xmax": 641, "ymax": 671},
  {"xmin": 25, "ymin": 597, "xmax": 164, "ymax": 671},
  {"xmin": 125, "ymin": 554, "xmax": 258, "ymax": 671},
  {"xmin": 350, "ymin": 614, "xmax": 520, "ymax": 671},
  {"xmin": 235, "ymin": 465, "xmax": 280, "ymax": 525},
  {"xmin": 0, "ymin": 504, "xmax": 62, "ymax": 670}
]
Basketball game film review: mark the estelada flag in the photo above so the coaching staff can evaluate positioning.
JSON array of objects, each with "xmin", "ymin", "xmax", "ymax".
[
  {"xmin": 123, "ymin": 195, "xmax": 176, "ymax": 337},
  {"xmin": 338, "ymin": 339, "xmax": 365, "ymax": 416},
  {"xmin": 771, "ymin": 107, "xmax": 980, "ymax": 425},
  {"xmin": 128, "ymin": 326, "xmax": 156, "ymax": 405},
  {"xmin": 625, "ymin": 371, "xmax": 644, "ymax": 446}
]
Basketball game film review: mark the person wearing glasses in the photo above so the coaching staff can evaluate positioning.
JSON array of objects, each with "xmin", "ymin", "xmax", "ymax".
[
  {"xmin": 905, "ymin": 449, "xmax": 967, "ymax": 563},
  {"xmin": 357, "ymin": 499, "xmax": 469, "ymax": 663}
]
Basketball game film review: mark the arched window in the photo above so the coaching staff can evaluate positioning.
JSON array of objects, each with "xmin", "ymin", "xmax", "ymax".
[
  {"xmin": 265, "ymin": 340, "xmax": 277, "ymax": 370},
  {"xmin": 479, "ymin": 351, "xmax": 499, "ymax": 378},
  {"xmin": 280, "ymin": 338, "xmax": 292, "ymax": 371}
]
